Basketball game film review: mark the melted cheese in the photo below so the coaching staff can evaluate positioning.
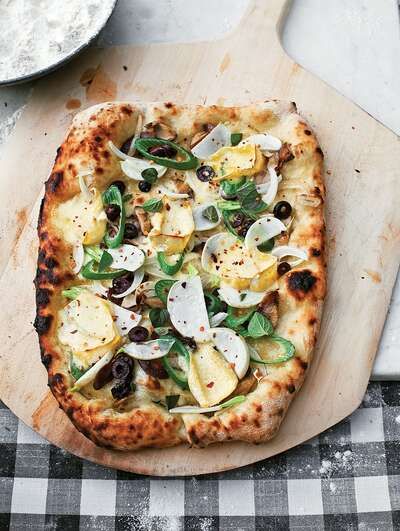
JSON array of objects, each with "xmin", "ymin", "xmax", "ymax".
[
  {"xmin": 58, "ymin": 290, "xmax": 116, "ymax": 352},
  {"xmin": 53, "ymin": 191, "xmax": 106, "ymax": 245},
  {"xmin": 149, "ymin": 198, "xmax": 194, "ymax": 254},
  {"xmin": 208, "ymin": 144, "xmax": 265, "ymax": 180},
  {"xmin": 188, "ymin": 342, "xmax": 238, "ymax": 407}
]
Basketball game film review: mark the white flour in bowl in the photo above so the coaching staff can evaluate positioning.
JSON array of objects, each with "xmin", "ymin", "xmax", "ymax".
[{"xmin": 0, "ymin": 0, "xmax": 115, "ymax": 82}]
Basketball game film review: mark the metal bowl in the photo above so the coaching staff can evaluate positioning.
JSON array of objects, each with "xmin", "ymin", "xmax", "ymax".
[{"xmin": 0, "ymin": 0, "xmax": 117, "ymax": 87}]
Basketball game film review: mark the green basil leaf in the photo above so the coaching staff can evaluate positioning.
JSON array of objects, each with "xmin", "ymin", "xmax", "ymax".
[
  {"xmin": 216, "ymin": 200, "xmax": 241, "ymax": 211},
  {"xmin": 142, "ymin": 198, "xmax": 163, "ymax": 212},
  {"xmin": 165, "ymin": 394, "xmax": 180, "ymax": 409},
  {"xmin": 98, "ymin": 250, "xmax": 113, "ymax": 272},
  {"xmin": 202, "ymin": 205, "xmax": 219, "ymax": 223},
  {"xmin": 220, "ymin": 177, "xmax": 246, "ymax": 199},
  {"xmin": 149, "ymin": 308, "xmax": 169, "ymax": 328},
  {"xmin": 237, "ymin": 180, "xmax": 267, "ymax": 215},
  {"xmin": 141, "ymin": 167, "xmax": 158, "ymax": 183},
  {"xmin": 247, "ymin": 312, "xmax": 274, "ymax": 338},
  {"xmin": 70, "ymin": 355, "xmax": 86, "ymax": 381},
  {"xmin": 257, "ymin": 238, "xmax": 275, "ymax": 252},
  {"xmin": 230, "ymin": 133, "xmax": 243, "ymax": 146}
]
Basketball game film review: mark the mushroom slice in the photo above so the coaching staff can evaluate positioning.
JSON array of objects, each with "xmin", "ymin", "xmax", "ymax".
[
  {"xmin": 218, "ymin": 283, "xmax": 265, "ymax": 309},
  {"xmin": 244, "ymin": 215, "xmax": 286, "ymax": 250},
  {"xmin": 193, "ymin": 203, "xmax": 221, "ymax": 231},
  {"xmin": 210, "ymin": 327, "xmax": 250, "ymax": 379},
  {"xmin": 124, "ymin": 337, "xmax": 175, "ymax": 360},
  {"xmin": 191, "ymin": 123, "xmax": 231, "ymax": 159},
  {"xmin": 109, "ymin": 303, "xmax": 141, "ymax": 336},
  {"xmin": 167, "ymin": 277, "xmax": 210, "ymax": 342},
  {"xmin": 107, "ymin": 244, "xmax": 145, "ymax": 272}
]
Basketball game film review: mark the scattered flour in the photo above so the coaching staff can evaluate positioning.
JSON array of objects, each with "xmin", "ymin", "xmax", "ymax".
[
  {"xmin": 0, "ymin": 0, "xmax": 115, "ymax": 82},
  {"xmin": 395, "ymin": 414, "xmax": 400, "ymax": 424},
  {"xmin": 319, "ymin": 450, "xmax": 353, "ymax": 477}
]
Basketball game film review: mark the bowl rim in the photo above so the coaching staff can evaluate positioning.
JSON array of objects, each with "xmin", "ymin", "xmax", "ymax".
[{"xmin": 0, "ymin": 0, "xmax": 118, "ymax": 87}]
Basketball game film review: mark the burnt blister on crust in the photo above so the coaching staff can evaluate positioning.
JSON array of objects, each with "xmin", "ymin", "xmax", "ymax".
[
  {"xmin": 34, "ymin": 314, "xmax": 52, "ymax": 335},
  {"xmin": 36, "ymin": 288, "xmax": 50, "ymax": 307},
  {"xmin": 287, "ymin": 269, "xmax": 317, "ymax": 299},
  {"xmin": 46, "ymin": 170, "xmax": 64, "ymax": 193}
]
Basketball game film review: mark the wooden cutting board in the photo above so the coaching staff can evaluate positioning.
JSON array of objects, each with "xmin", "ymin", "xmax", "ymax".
[{"xmin": 0, "ymin": 0, "xmax": 399, "ymax": 476}]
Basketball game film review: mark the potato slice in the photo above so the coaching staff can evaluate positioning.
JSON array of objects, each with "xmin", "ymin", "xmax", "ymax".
[{"xmin": 188, "ymin": 342, "xmax": 238, "ymax": 407}]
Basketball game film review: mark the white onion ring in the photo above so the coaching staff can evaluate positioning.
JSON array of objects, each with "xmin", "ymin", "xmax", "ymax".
[
  {"xmin": 72, "ymin": 243, "xmax": 84, "ymax": 274},
  {"xmin": 272, "ymin": 245, "xmax": 308, "ymax": 266},
  {"xmin": 261, "ymin": 163, "xmax": 279, "ymax": 206}
]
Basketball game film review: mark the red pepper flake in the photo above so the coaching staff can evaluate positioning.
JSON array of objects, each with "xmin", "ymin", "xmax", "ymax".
[
  {"xmin": 199, "ymin": 326, "xmax": 205, "ymax": 332},
  {"xmin": 206, "ymin": 381, "xmax": 214, "ymax": 388}
]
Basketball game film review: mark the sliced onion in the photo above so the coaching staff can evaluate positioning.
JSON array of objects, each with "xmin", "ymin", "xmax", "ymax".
[
  {"xmin": 108, "ymin": 245, "xmax": 145, "ymax": 272},
  {"xmin": 256, "ymin": 174, "xmax": 282, "ymax": 195},
  {"xmin": 191, "ymin": 123, "xmax": 231, "ymax": 159},
  {"xmin": 86, "ymin": 281, "xmax": 109, "ymax": 297},
  {"xmin": 248, "ymin": 345, "xmax": 267, "ymax": 376},
  {"xmin": 209, "ymin": 312, "xmax": 228, "ymax": 327},
  {"xmin": 121, "ymin": 293, "xmax": 137, "ymax": 309},
  {"xmin": 158, "ymin": 184, "xmax": 189, "ymax": 199},
  {"xmin": 240, "ymin": 133, "xmax": 282, "ymax": 152},
  {"xmin": 144, "ymin": 256, "xmax": 175, "ymax": 279},
  {"xmin": 244, "ymin": 216, "xmax": 286, "ymax": 250},
  {"xmin": 112, "ymin": 267, "xmax": 145, "ymax": 299},
  {"xmin": 71, "ymin": 351, "xmax": 114, "ymax": 391},
  {"xmin": 72, "ymin": 243, "xmax": 84, "ymax": 274},
  {"xmin": 121, "ymin": 158, "xmax": 167, "ymax": 181},
  {"xmin": 211, "ymin": 327, "xmax": 250, "ymax": 378},
  {"xmin": 124, "ymin": 338, "xmax": 175, "ymax": 360},
  {"xmin": 127, "ymin": 113, "xmax": 143, "ymax": 156},
  {"xmin": 110, "ymin": 303, "xmax": 141, "ymax": 335},
  {"xmin": 272, "ymin": 245, "xmax": 308, "ymax": 266},
  {"xmin": 218, "ymin": 283, "xmax": 264, "ymax": 309},
  {"xmin": 169, "ymin": 395, "xmax": 246, "ymax": 414},
  {"xmin": 193, "ymin": 203, "xmax": 221, "ymax": 231},
  {"xmin": 78, "ymin": 173, "xmax": 93, "ymax": 201},
  {"xmin": 261, "ymin": 163, "xmax": 279, "ymax": 206},
  {"xmin": 201, "ymin": 232, "xmax": 234, "ymax": 273}
]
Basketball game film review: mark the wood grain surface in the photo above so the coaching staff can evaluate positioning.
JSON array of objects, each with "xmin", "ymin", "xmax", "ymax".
[{"xmin": 0, "ymin": 0, "xmax": 399, "ymax": 475}]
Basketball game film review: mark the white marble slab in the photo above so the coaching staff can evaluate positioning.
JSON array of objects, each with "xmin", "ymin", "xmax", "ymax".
[{"xmin": 0, "ymin": 0, "xmax": 399, "ymax": 378}]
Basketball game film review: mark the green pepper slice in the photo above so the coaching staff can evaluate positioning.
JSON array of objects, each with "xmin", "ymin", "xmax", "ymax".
[
  {"xmin": 249, "ymin": 335, "xmax": 295, "ymax": 364},
  {"xmin": 157, "ymin": 252, "xmax": 184, "ymax": 276},
  {"xmin": 103, "ymin": 185, "xmax": 126, "ymax": 248},
  {"xmin": 155, "ymin": 279, "xmax": 177, "ymax": 305},
  {"xmin": 161, "ymin": 335, "xmax": 190, "ymax": 390},
  {"xmin": 81, "ymin": 259, "xmax": 127, "ymax": 280},
  {"xmin": 135, "ymin": 137, "xmax": 198, "ymax": 170}
]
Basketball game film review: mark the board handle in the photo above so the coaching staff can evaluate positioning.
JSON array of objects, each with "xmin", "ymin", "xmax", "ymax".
[{"xmin": 232, "ymin": 0, "xmax": 291, "ymax": 54}]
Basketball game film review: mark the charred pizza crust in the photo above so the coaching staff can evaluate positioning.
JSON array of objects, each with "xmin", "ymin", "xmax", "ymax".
[{"xmin": 34, "ymin": 101, "xmax": 325, "ymax": 450}]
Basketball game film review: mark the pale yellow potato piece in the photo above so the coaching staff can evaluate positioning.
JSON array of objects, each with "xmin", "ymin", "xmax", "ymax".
[
  {"xmin": 188, "ymin": 342, "xmax": 238, "ymax": 407},
  {"xmin": 209, "ymin": 144, "xmax": 265, "ymax": 180},
  {"xmin": 149, "ymin": 198, "xmax": 194, "ymax": 254},
  {"xmin": 58, "ymin": 291, "xmax": 115, "ymax": 352},
  {"xmin": 53, "ymin": 191, "xmax": 106, "ymax": 245}
]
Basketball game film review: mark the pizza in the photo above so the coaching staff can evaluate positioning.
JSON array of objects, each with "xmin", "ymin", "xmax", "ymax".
[{"xmin": 34, "ymin": 101, "xmax": 326, "ymax": 450}]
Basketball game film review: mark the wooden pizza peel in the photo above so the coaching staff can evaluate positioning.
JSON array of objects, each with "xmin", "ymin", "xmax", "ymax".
[{"xmin": 0, "ymin": 0, "xmax": 399, "ymax": 475}]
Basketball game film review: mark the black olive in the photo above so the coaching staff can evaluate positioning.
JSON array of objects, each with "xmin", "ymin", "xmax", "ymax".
[
  {"xmin": 93, "ymin": 361, "xmax": 113, "ymax": 390},
  {"xmin": 105, "ymin": 204, "xmax": 121, "ymax": 222},
  {"xmin": 220, "ymin": 301, "xmax": 228, "ymax": 313},
  {"xmin": 128, "ymin": 326, "xmax": 149, "ymax": 343},
  {"xmin": 277, "ymin": 261, "xmax": 292, "ymax": 276},
  {"xmin": 231, "ymin": 213, "xmax": 244, "ymax": 228},
  {"xmin": 120, "ymin": 136, "xmax": 134, "ymax": 155},
  {"xmin": 273, "ymin": 201, "xmax": 292, "ymax": 220},
  {"xmin": 196, "ymin": 165, "xmax": 215, "ymax": 182},
  {"xmin": 124, "ymin": 222, "xmax": 138, "ymax": 239},
  {"xmin": 111, "ymin": 180, "xmax": 126, "ymax": 195},
  {"xmin": 138, "ymin": 180, "xmax": 152, "ymax": 193},
  {"xmin": 111, "ymin": 380, "xmax": 132, "ymax": 399},
  {"xmin": 148, "ymin": 144, "xmax": 177, "ymax": 158},
  {"xmin": 112, "ymin": 273, "xmax": 133, "ymax": 295},
  {"xmin": 112, "ymin": 355, "xmax": 133, "ymax": 380},
  {"xmin": 138, "ymin": 359, "xmax": 169, "ymax": 379}
]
